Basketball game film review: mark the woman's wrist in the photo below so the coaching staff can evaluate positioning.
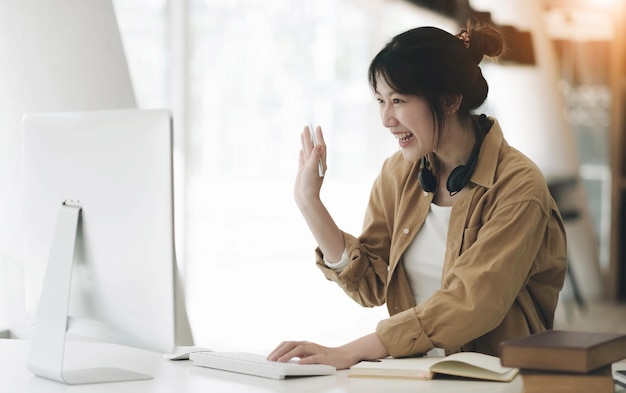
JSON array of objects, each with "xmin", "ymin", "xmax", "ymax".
[{"xmin": 341, "ymin": 333, "xmax": 389, "ymax": 364}]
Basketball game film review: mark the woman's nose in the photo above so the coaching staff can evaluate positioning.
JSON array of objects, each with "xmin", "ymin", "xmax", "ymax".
[{"xmin": 381, "ymin": 105, "xmax": 398, "ymax": 128}]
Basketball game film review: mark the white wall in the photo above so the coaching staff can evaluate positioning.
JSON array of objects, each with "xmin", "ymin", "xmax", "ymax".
[{"xmin": 0, "ymin": 0, "xmax": 136, "ymax": 337}]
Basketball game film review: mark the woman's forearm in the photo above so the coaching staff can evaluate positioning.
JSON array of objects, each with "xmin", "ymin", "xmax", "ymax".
[{"xmin": 297, "ymin": 197, "xmax": 345, "ymax": 263}]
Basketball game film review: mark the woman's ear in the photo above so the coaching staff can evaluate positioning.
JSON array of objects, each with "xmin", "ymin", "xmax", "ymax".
[{"xmin": 443, "ymin": 95, "xmax": 463, "ymax": 114}]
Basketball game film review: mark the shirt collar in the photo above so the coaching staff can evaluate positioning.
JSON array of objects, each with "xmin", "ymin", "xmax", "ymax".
[{"xmin": 470, "ymin": 116, "xmax": 504, "ymax": 189}]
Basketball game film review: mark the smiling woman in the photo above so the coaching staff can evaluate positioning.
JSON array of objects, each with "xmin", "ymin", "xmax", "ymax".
[{"xmin": 266, "ymin": 23, "xmax": 567, "ymax": 369}]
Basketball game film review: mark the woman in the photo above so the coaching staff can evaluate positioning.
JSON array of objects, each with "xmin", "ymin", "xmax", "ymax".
[{"xmin": 268, "ymin": 24, "xmax": 567, "ymax": 370}]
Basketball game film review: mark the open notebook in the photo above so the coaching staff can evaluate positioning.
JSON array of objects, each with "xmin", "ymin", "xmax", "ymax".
[{"xmin": 349, "ymin": 352, "xmax": 518, "ymax": 382}]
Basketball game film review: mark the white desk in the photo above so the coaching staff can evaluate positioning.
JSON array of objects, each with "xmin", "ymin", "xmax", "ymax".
[{"xmin": 1, "ymin": 339, "xmax": 624, "ymax": 393}]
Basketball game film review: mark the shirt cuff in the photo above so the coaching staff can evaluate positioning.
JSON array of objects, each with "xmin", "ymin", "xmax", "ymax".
[{"xmin": 324, "ymin": 249, "xmax": 350, "ymax": 271}]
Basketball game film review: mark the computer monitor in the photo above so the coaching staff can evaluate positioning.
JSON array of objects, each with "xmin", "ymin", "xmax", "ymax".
[{"xmin": 21, "ymin": 108, "xmax": 193, "ymax": 384}]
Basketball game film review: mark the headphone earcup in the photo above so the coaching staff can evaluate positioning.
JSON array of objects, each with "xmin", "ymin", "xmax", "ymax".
[
  {"xmin": 419, "ymin": 158, "xmax": 438, "ymax": 193},
  {"xmin": 446, "ymin": 165, "xmax": 468, "ymax": 194}
]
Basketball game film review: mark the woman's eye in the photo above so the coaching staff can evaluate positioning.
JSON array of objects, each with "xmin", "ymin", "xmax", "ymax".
[{"xmin": 392, "ymin": 98, "xmax": 403, "ymax": 104}]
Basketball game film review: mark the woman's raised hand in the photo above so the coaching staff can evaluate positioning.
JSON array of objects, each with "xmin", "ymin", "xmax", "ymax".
[{"xmin": 294, "ymin": 125, "xmax": 326, "ymax": 209}]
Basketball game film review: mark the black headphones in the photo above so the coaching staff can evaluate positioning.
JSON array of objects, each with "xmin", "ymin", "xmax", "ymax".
[{"xmin": 418, "ymin": 114, "xmax": 493, "ymax": 196}]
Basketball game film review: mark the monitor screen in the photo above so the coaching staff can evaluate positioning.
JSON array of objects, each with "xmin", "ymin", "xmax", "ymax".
[{"xmin": 21, "ymin": 108, "xmax": 190, "ymax": 384}]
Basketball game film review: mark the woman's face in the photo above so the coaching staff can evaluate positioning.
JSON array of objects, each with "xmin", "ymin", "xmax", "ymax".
[{"xmin": 374, "ymin": 76, "xmax": 435, "ymax": 162}]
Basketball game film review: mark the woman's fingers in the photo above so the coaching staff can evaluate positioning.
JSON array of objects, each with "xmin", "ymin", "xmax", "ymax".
[
  {"xmin": 301, "ymin": 125, "xmax": 314, "ymax": 156},
  {"xmin": 267, "ymin": 341, "xmax": 317, "ymax": 362}
]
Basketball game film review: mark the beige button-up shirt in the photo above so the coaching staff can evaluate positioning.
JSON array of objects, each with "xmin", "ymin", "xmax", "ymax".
[{"xmin": 316, "ymin": 118, "xmax": 567, "ymax": 358}]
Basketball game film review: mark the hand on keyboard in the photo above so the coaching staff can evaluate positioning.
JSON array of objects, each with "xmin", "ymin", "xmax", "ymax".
[{"xmin": 190, "ymin": 351, "xmax": 336, "ymax": 380}]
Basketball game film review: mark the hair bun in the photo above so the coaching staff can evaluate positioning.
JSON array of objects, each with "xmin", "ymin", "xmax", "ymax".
[{"xmin": 466, "ymin": 24, "xmax": 505, "ymax": 64}]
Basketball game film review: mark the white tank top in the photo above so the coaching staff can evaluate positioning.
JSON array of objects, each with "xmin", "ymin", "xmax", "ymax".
[{"xmin": 402, "ymin": 203, "xmax": 451, "ymax": 306}]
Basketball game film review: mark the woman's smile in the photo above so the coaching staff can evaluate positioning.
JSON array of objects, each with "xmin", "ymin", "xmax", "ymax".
[{"xmin": 395, "ymin": 132, "xmax": 415, "ymax": 148}]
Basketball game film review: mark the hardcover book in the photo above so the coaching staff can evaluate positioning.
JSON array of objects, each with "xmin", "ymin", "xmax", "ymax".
[
  {"xmin": 499, "ymin": 330, "xmax": 626, "ymax": 373},
  {"xmin": 349, "ymin": 352, "xmax": 519, "ymax": 382},
  {"xmin": 520, "ymin": 365, "xmax": 614, "ymax": 393}
]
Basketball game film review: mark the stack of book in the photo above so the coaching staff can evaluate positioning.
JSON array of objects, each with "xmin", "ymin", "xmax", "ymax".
[{"xmin": 499, "ymin": 330, "xmax": 626, "ymax": 393}]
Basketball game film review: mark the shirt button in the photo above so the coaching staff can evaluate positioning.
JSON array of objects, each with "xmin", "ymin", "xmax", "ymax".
[
  {"xmin": 387, "ymin": 265, "xmax": 391, "ymax": 272},
  {"xmin": 403, "ymin": 228, "xmax": 410, "ymax": 235},
  {"xmin": 423, "ymin": 191, "xmax": 428, "ymax": 196}
]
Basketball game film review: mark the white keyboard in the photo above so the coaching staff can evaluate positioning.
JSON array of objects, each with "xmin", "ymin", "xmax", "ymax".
[{"xmin": 190, "ymin": 351, "xmax": 336, "ymax": 380}]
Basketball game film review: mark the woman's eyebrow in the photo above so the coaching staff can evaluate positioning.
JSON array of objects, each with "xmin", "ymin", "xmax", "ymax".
[{"xmin": 374, "ymin": 89, "xmax": 399, "ymax": 96}]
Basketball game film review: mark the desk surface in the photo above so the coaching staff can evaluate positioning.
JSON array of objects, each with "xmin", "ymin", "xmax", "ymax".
[{"xmin": 1, "ymin": 339, "xmax": 624, "ymax": 393}]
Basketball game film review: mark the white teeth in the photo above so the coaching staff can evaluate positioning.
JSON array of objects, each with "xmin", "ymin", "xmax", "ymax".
[{"xmin": 395, "ymin": 132, "xmax": 412, "ymax": 141}]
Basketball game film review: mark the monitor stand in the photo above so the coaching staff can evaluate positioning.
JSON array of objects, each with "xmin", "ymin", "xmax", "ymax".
[{"xmin": 27, "ymin": 203, "xmax": 152, "ymax": 384}]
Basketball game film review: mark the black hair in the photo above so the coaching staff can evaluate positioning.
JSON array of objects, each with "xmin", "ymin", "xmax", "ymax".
[{"xmin": 368, "ymin": 24, "xmax": 505, "ymax": 146}]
